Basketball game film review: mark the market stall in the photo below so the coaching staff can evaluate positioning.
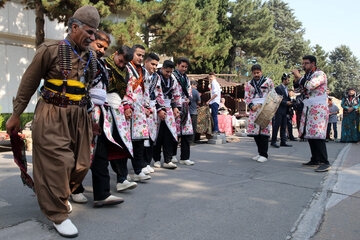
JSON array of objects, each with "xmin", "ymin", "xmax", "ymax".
[{"xmin": 188, "ymin": 74, "xmax": 250, "ymax": 136}]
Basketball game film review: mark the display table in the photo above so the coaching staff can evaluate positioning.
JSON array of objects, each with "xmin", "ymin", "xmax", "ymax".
[{"xmin": 217, "ymin": 115, "xmax": 233, "ymax": 135}]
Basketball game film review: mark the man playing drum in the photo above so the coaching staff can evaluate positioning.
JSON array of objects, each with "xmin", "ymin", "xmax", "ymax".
[{"xmin": 244, "ymin": 64, "xmax": 275, "ymax": 163}]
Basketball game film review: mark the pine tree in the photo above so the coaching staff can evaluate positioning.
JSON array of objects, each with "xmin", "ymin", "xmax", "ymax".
[
  {"xmin": 312, "ymin": 44, "xmax": 329, "ymax": 71},
  {"xmin": 228, "ymin": 0, "xmax": 279, "ymax": 72},
  {"xmin": 191, "ymin": 0, "xmax": 232, "ymax": 73},
  {"xmin": 310, "ymin": 44, "xmax": 336, "ymax": 91},
  {"xmin": 266, "ymin": 0, "xmax": 310, "ymax": 68},
  {"xmin": 329, "ymin": 45, "xmax": 360, "ymax": 98},
  {"xmin": 111, "ymin": 0, "xmax": 223, "ymax": 64}
]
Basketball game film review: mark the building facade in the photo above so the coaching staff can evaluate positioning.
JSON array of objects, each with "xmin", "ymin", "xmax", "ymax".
[{"xmin": 0, "ymin": 0, "xmax": 66, "ymax": 113}]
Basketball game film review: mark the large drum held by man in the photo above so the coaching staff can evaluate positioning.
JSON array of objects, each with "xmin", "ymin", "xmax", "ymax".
[{"xmin": 254, "ymin": 89, "xmax": 283, "ymax": 129}]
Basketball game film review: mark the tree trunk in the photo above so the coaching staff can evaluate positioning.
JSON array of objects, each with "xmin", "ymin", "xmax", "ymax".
[
  {"xmin": 35, "ymin": 1, "xmax": 45, "ymax": 47},
  {"xmin": 143, "ymin": 23, "xmax": 150, "ymax": 48}
]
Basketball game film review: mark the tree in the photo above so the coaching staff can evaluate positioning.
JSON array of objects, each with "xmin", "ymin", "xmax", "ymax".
[
  {"xmin": 266, "ymin": 0, "xmax": 310, "ymax": 68},
  {"xmin": 312, "ymin": 44, "xmax": 329, "ymax": 71},
  {"xmin": 311, "ymin": 44, "xmax": 335, "ymax": 91},
  {"xmin": 228, "ymin": 0, "xmax": 279, "ymax": 72},
  {"xmin": 191, "ymin": 0, "xmax": 232, "ymax": 73},
  {"xmin": 111, "ymin": 0, "xmax": 223, "ymax": 64},
  {"xmin": 329, "ymin": 45, "xmax": 360, "ymax": 98}
]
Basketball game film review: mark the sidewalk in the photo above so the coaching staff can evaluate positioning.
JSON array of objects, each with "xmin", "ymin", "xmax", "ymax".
[{"xmin": 312, "ymin": 143, "xmax": 360, "ymax": 240}]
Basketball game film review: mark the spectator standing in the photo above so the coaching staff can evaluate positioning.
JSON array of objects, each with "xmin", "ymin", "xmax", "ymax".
[
  {"xmin": 287, "ymin": 90, "xmax": 297, "ymax": 141},
  {"xmin": 206, "ymin": 72, "xmax": 222, "ymax": 134},
  {"xmin": 326, "ymin": 97, "xmax": 339, "ymax": 141},
  {"xmin": 189, "ymin": 80, "xmax": 201, "ymax": 143},
  {"xmin": 271, "ymin": 73, "xmax": 292, "ymax": 148},
  {"xmin": 340, "ymin": 88, "xmax": 360, "ymax": 142}
]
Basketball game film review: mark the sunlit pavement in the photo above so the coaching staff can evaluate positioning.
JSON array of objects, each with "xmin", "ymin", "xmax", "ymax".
[{"xmin": 0, "ymin": 138, "xmax": 354, "ymax": 240}]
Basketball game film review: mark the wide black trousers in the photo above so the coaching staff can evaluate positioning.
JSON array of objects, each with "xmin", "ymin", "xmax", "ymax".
[
  {"xmin": 144, "ymin": 139, "xmax": 154, "ymax": 165},
  {"xmin": 173, "ymin": 134, "xmax": 192, "ymax": 160},
  {"xmin": 154, "ymin": 121, "xmax": 177, "ymax": 163},
  {"xmin": 308, "ymin": 139, "xmax": 329, "ymax": 164},
  {"xmin": 91, "ymin": 131, "xmax": 111, "ymax": 201},
  {"xmin": 254, "ymin": 135, "xmax": 269, "ymax": 158},
  {"xmin": 110, "ymin": 140, "xmax": 144, "ymax": 181}
]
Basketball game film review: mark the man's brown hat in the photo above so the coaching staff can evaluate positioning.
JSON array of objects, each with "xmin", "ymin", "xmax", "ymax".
[{"xmin": 73, "ymin": 5, "xmax": 100, "ymax": 29}]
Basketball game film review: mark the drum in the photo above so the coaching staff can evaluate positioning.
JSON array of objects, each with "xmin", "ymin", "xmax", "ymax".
[{"xmin": 254, "ymin": 89, "xmax": 283, "ymax": 129}]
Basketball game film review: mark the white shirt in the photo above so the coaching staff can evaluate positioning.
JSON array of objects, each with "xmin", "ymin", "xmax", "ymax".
[{"xmin": 210, "ymin": 79, "xmax": 222, "ymax": 104}]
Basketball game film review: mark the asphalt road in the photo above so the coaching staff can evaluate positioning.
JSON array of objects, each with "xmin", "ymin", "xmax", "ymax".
[{"xmin": 0, "ymin": 138, "xmax": 348, "ymax": 240}]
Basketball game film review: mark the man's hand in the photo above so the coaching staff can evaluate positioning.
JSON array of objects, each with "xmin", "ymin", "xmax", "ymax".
[
  {"xmin": 251, "ymin": 104, "xmax": 261, "ymax": 111},
  {"xmin": 286, "ymin": 101, "xmax": 292, "ymax": 106},
  {"xmin": 6, "ymin": 114, "xmax": 21, "ymax": 135},
  {"xmin": 291, "ymin": 69, "xmax": 302, "ymax": 81},
  {"xmin": 173, "ymin": 107, "xmax": 180, "ymax": 118},
  {"xmin": 145, "ymin": 108, "xmax": 151, "ymax": 117},
  {"xmin": 158, "ymin": 110, "xmax": 166, "ymax": 121},
  {"xmin": 124, "ymin": 108, "xmax": 133, "ymax": 120},
  {"xmin": 206, "ymin": 101, "xmax": 210, "ymax": 105}
]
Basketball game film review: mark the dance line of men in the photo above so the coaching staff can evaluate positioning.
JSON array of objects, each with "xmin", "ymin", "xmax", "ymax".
[{"xmin": 6, "ymin": 5, "xmax": 195, "ymax": 238}]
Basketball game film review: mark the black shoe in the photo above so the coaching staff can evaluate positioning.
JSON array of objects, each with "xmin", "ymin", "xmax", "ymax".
[
  {"xmin": 289, "ymin": 137, "xmax": 297, "ymax": 141},
  {"xmin": 315, "ymin": 164, "xmax": 331, "ymax": 172},
  {"xmin": 270, "ymin": 143, "xmax": 280, "ymax": 148},
  {"xmin": 302, "ymin": 161, "xmax": 320, "ymax": 167},
  {"xmin": 280, "ymin": 143, "xmax": 292, "ymax": 147}
]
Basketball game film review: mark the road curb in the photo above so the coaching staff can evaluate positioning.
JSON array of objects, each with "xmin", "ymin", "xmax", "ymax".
[{"xmin": 287, "ymin": 143, "xmax": 351, "ymax": 240}]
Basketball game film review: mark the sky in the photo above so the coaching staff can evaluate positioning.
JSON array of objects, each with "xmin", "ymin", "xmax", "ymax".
[{"xmin": 283, "ymin": 0, "xmax": 360, "ymax": 59}]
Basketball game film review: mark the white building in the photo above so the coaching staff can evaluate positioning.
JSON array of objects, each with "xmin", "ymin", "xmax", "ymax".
[{"xmin": 0, "ymin": 0, "xmax": 66, "ymax": 113}]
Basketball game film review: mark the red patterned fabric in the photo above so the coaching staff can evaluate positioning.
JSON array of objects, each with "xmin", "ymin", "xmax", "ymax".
[{"xmin": 10, "ymin": 130, "xmax": 34, "ymax": 191}]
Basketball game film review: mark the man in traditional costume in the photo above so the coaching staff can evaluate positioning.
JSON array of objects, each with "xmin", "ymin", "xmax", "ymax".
[
  {"xmin": 123, "ymin": 44, "xmax": 153, "ymax": 180},
  {"xmin": 171, "ymin": 57, "xmax": 195, "ymax": 166},
  {"xmin": 143, "ymin": 53, "xmax": 166, "ymax": 172},
  {"xmin": 292, "ymin": 55, "xmax": 331, "ymax": 172},
  {"xmin": 6, "ymin": 6, "xmax": 99, "ymax": 237},
  {"xmin": 88, "ymin": 31, "xmax": 131, "ymax": 206},
  {"xmin": 153, "ymin": 60, "xmax": 181, "ymax": 169},
  {"xmin": 104, "ymin": 46, "xmax": 150, "ymax": 186},
  {"xmin": 244, "ymin": 64, "xmax": 274, "ymax": 163}
]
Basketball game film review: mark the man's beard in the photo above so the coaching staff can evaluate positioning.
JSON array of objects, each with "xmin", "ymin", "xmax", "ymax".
[
  {"xmin": 116, "ymin": 64, "xmax": 125, "ymax": 71},
  {"xmin": 96, "ymin": 50, "xmax": 103, "ymax": 59}
]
